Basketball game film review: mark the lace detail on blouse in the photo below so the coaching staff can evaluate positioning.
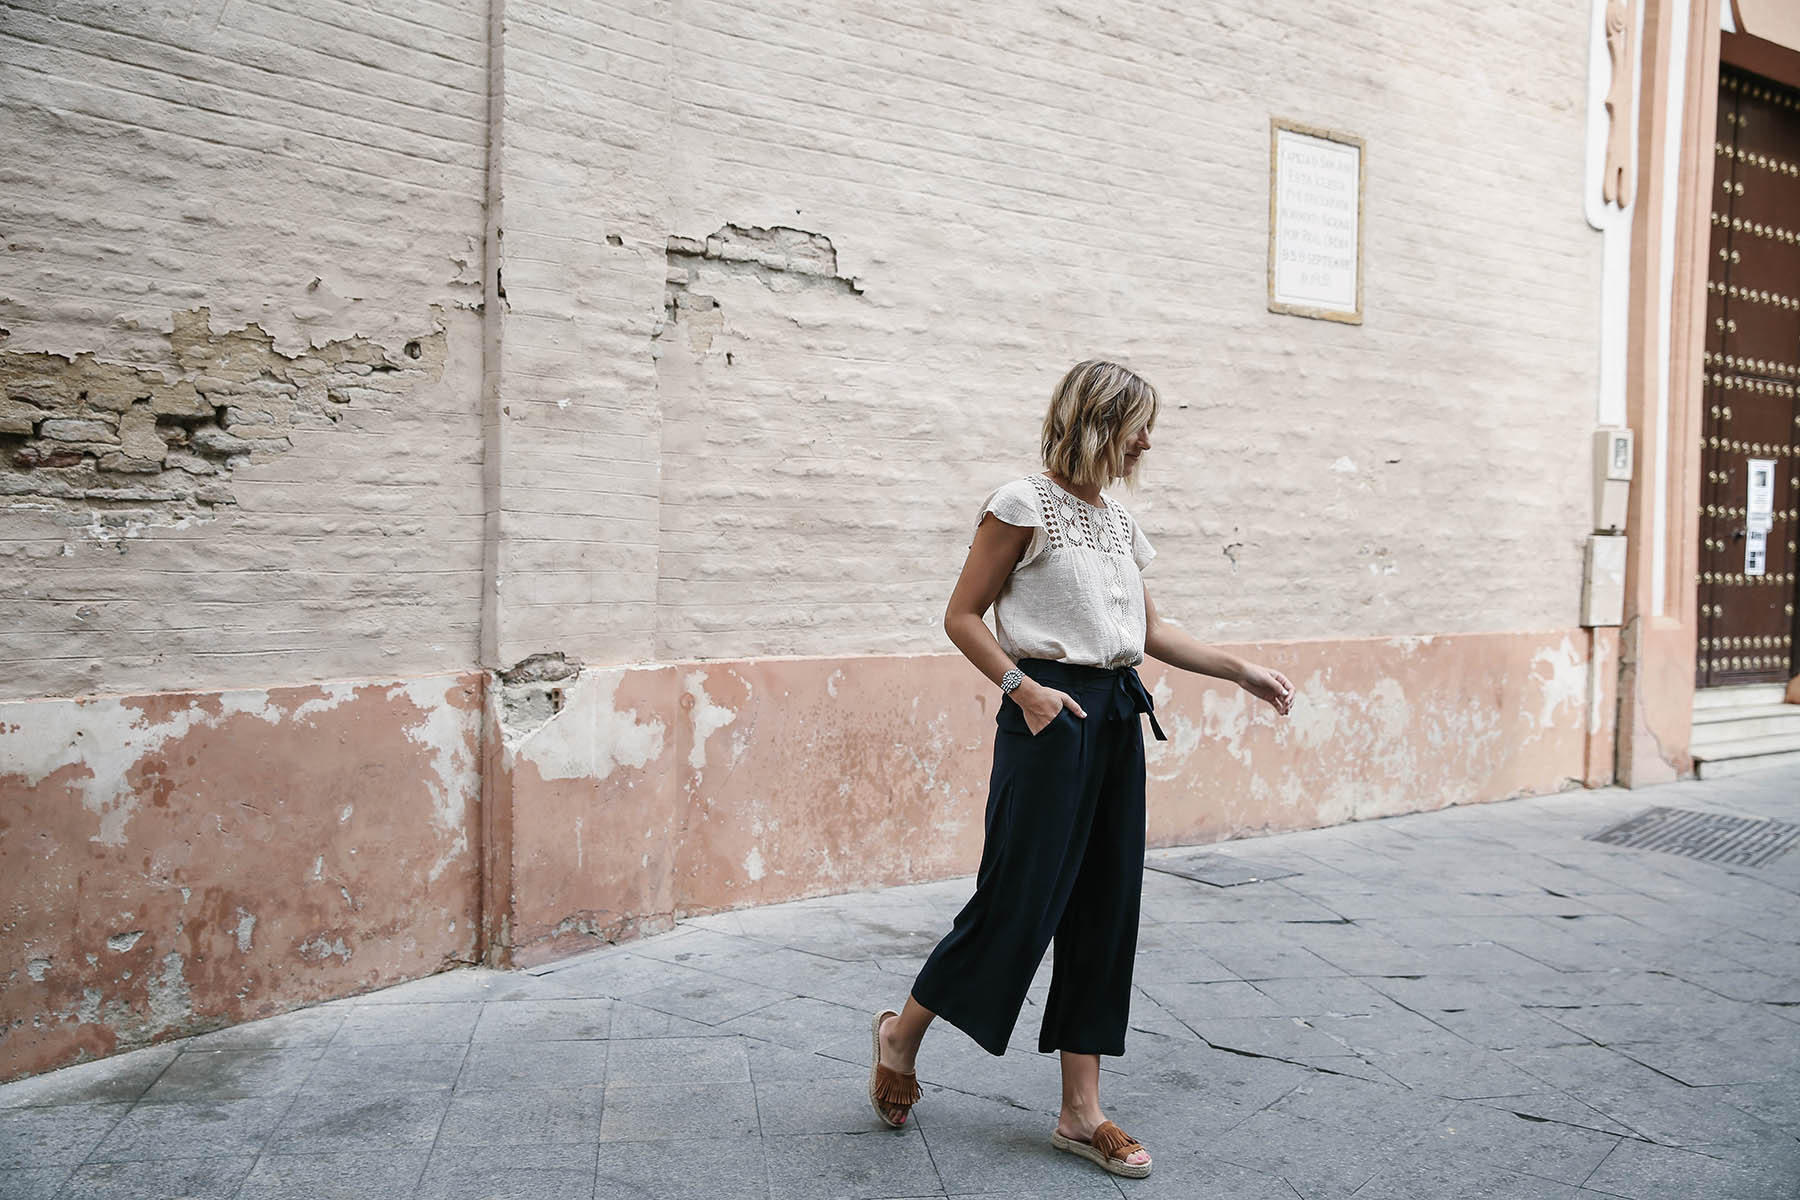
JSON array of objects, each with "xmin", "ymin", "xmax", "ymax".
[
  {"xmin": 1026, "ymin": 475, "xmax": 1137, "ymax": 636},
  {"xmin": 975, "ymin": 475, "xmax": 1156, "ymax": 669}
]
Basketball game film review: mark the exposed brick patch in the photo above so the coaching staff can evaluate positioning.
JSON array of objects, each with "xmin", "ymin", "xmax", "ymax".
[
  {"xmin": 496, "ymin": 651, "xmax": 582, "ymax": 740},
  {"xmin": 658, "ymin": 224, "xmax": 863, "ymax": 354},
  {"xmin": 1, "ymin": 309, "xmax": 444, "ymax": 540}
]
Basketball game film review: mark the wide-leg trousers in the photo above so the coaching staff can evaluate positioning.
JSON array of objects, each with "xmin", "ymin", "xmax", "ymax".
[{"xmin": 911, "ymin": 659, "xmax": 1165, "ymax": 1057}]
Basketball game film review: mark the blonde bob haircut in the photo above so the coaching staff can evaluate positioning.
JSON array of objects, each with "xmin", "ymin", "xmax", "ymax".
[{"xmin": 1040, "ymin": 359, "xmax": 1160, "ymax": 492}]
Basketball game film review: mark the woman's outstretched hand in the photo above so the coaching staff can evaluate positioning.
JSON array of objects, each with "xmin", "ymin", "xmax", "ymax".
[
  {"xmin": 1240, "ymin": 664, "xmax": 1295, "ymax": 716},
  {"xmin": 1016, "ymin": 682, "xmax": 1086, "ymax": 735}
]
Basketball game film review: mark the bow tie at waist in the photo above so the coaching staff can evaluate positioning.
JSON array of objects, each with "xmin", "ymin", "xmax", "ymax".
[{"xmin": 1014, "ymin": 659, "xmax": 1168, "ymax": 741}]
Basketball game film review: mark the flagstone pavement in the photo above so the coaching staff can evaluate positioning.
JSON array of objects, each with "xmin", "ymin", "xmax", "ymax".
[{"xmin": 3, "ymin": 766, "xmax": 1797, "ymax": 1199}]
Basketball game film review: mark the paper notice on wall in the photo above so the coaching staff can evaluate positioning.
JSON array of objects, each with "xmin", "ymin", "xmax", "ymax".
[
  {"xmin": 1743, "ymin": 460, "xmax": 1774, "ymax": 575},
  {"xmin": 1747, "ymin": 458, "xmax": 1776, "ymax": 518}
]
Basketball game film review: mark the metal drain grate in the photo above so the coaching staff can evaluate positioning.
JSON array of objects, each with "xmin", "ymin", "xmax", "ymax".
[{"xmin": 1588, "ymin": 806, "xmax": 1800, "ymax": 868}]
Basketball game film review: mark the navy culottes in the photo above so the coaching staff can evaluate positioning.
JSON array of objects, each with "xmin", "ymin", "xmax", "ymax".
[{"xmin": 911, "ymin": 658, "xmax": 1166, "ymax": 1057}]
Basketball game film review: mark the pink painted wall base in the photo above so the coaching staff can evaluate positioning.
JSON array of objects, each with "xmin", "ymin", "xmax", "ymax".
[{"xmin": 1, "ymin": 629, "xmax": 1597, "ymax": 1082}]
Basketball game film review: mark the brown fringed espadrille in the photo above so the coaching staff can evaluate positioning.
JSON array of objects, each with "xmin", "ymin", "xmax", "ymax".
[
  {"xmin": 1050, "ymin": 1120, "xmax": 1152, "ymax": 1179},
  {"xmin": 868, "ymin": 1009, "xmax": 921, "ymax": 1128}
]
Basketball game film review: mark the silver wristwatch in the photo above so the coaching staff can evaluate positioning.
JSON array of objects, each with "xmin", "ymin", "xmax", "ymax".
[{"xmin": 1000, "ymin": 667, "xmax": 1024, "ymax": 695}]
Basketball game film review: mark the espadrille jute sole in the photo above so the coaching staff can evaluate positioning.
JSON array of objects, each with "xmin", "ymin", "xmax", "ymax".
[{"xmin": 1050, "ymin": 1128, "xmax": 1152, "ymax": 1179}]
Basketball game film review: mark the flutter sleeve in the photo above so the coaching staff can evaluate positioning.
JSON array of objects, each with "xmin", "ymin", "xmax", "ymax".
[
  {"xmin": 974, "ymin": 478, "xmax": 1048, "ymax": 567},
  {"xmin": 1129, "ymin": 512, "xmax": 1156, "ymax": 572}
]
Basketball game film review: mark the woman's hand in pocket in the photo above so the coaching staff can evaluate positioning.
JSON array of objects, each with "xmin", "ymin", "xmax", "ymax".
[{"xmin": 1015, "ymin": 680, "xmax": 1086, "ymax": 735}]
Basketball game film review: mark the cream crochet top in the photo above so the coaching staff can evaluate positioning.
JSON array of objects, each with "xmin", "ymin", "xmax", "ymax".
[{"xmin": 976, "ymin": 474, "xmax": 1156, "ymax": 669}]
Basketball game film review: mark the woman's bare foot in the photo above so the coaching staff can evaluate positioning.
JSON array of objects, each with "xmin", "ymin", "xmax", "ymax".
[
  {"xmin": 1057, "ymin": 1052, "xmax": 1148, "ymax": 1169},
  {"xmin": 876, "ymin": 1012, "xmax": 919, "ymax": 1125}
]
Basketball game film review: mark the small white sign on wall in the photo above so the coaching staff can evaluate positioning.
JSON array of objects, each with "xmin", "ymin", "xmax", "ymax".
[
  {"xmin": 1269, "ymin": 119, "xmax": 1365, "ymax": 324},
  {"xmin": 1746, "ymin": 458, "xmax": 1776, "ymax": 576},
  {"xmin": 1747, "ymin": 458, "xmax": 1776, "ymax": 526},
  {"xmin": 1746, "ymin": 529, "xmax": 1768, "ymax": 576}
]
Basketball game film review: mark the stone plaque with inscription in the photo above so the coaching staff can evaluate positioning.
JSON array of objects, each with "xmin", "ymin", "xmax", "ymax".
[{"xmin": 1268, "ymin": 119, "xmax": 1365, "ymax": 323}]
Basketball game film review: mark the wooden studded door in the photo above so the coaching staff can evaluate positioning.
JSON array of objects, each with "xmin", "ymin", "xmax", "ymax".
[{"xmin": 1698, "ymin": 67, "xmax": 1800, "ymax": 688}]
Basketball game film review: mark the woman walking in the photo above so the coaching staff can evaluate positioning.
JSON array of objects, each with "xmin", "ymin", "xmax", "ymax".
[{"xmin": 868, "ymin": 360, "xmax": 1295, "ymax": 1179}]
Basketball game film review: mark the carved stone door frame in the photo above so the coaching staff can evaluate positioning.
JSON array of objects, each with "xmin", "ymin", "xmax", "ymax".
[
  {"xmin": 1616, "ymin": 0, "xmax": 1722, "ymax": 786},
  {"xmin": 1617, "ymin": 2, "xmax": 1800, "ymax": 785}
]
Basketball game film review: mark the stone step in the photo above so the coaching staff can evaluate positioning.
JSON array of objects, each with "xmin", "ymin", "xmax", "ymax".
[
  {"xmin": 1691, "ymin": 726, "xmax": 1800, "ymax": 772},
  {"xmin": 1693, "ymin": 683, "xmax": 1789, "ymax": 712},
  {"xmin": 1695, "ymin": 743, "xmax": 1800, "ymax": 779},
  {"xmin": 1691, "ymin": 704, "xmax": 1800, "ymax": 744}
]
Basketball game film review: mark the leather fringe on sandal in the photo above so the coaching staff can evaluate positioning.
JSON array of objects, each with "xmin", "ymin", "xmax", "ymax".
[
  {"xmin": 868, "ymin": 1009, "xmax": 921, "ymax": 1128},
  {"xmin": 1050, "ymin": 1120, "xmax": 1151, "ymax": 1179}
]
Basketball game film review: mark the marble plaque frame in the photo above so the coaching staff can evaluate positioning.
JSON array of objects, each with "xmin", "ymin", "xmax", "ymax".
[{"xmin": 1268, "ymin": 118, "xmax": 1366, "ymax": 324}]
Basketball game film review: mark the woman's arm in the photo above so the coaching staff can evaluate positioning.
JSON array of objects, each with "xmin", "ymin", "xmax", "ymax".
[
  {"xmin": 1143, "ymin": 586, "xmax": 1294, "ymax": 715},
  {"xmin": 944, "ymin": 515, "xmax": 1087, "ymax": 733}
]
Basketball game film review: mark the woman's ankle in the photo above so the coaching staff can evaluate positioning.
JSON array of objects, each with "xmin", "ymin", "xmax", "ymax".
[{"xmin": 880, "ymin": 1014, "xmax": 922, "ymax": 1062}]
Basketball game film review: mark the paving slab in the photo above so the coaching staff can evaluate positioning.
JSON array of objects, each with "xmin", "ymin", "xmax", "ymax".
[
  {"xmin": 1, "ymin": 765, "xmax": 1795, "ymax": 1198},
  {"xmin": 413, "ymin": 1143, "xmax": 597, "ymax": 1200},
  {"xmin": 331, "ymin": 1000, "xmax": 482, "ymax": 1046},
  {"xmin": 0, "ymin": 1101, "xmax": 131, "ymax": 1167},
  {"xmin": 0, "ymin": 1166, "xmax": 72, "ymax": 1200},
  {"xmin": 594, "ymin": 1135, "xmax": 771, "ymax": 1200},
  {"xmin": 435, "ymin": 1085, "xmax": 605, "ymax": 1147},
  {"xmin": 470, "ymin": 997, "xmax": 615, "ymax": 1043},
  {"xmin": 0, "ymin": 1046, "xmax": 175, "ymax": 1111},
  {"xmin": 140, "ymin": 1045, "xmax": 325, "ymax": 1102},
  {"xmin": 598, "ymin": 1081, "xmax": 760, "ymax": 1142},
  {"xmin": 233, "ymin": 1149, "xmax": 429, "ymax": 1200},
  {"xmin": 184, "ymin": 1004, "xmax": 347, "ymax": 1051},
  {"xmin": 268, "ymin": 1090, "xmax": 451, "ymax": 1154},
  {"xmin": 301, "ymin": 1041, "xmax": 468, "ymax": 1095},
  {"xmin": 1580, "ymin": 1134, "xmax": 1800, "ymax": 1200},
  {"xmin": 602, "ymin": 1035, "xmax": 750, "ymax": 1086},
  {"xmin": 87, "ymin": 1096, "xmax": 287, "ymax": 1162},
  {"xmin": 55, "ymin": 1155, "xmax": 257, "ymax": 1199},
  {"xmin": 914, "ymin": 1089, "xmax": 1117, "ymax": 1197},
  {"xmin": 456, "ymin": 1039, "xmax": 608, "ymax": 1091},
  {"xmin": 762, "ymin": 1128, "xmax": 942, "ymax": 1200}
]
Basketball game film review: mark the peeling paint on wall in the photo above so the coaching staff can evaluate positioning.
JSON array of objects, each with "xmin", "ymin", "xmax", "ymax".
[
  {"xmin": 0, "ymin": 673, "xmax": 482, "ymax": 1083},
  {"xmin": 493, "ymin": 652, "xmax": 580, "ymax": 741},
  {"xmin": 508, "ymin": 668, "xmax": 667, "ymax": 781},
  {"xmin": 0, "ymin": 308, "xmax": 445, "ymax": 540},
  {"xmin": 493, "ymin": 632, "xmax": 1593, "ymax": 968},
  {"xmin": 653, "ymin": 224, "xmax": 863, "ymax": 361},
  {"xmin": 391, "ymin": 676, "xmax": 482, "ymax": 883},
  {"xmin": 658, "ymin": 224, "xmax": 863, "ymax": 352},
  {"xmin": 1532, "ymin": 636, "xmax": 1589, "ymax": 730},
  {"xmin": 683, "ymin": 669, "xmax": 741, "ymax": 770},
  {"xmin": 4, "ymin": 631, "xmax": 1596, "ymax": 1081}
]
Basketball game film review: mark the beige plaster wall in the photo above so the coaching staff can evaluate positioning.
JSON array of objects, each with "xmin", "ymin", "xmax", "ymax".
[
  {"xmin": 480, "ymin": 1, "xmax": 672, "ymax": 667},
  {"xmin": 642, "ymin": 2, "xmax": 1604, "ymax": 661},
  {"xmin": 0, "ymin": 2, "xmax": 489, "ymax": 702},
  {"xmin": 483, "ymin": 0, "xmax": 1603, "ymax": 668},
  {"xmin": 3, "ymin": 2, "xmax": 1602, "ymax": 702}
]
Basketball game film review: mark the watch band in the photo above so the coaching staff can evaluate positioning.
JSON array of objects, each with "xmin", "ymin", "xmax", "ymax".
[{"xmin": 1000, "ymin": 667, "xmax": 1024, "ymax": 694}]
